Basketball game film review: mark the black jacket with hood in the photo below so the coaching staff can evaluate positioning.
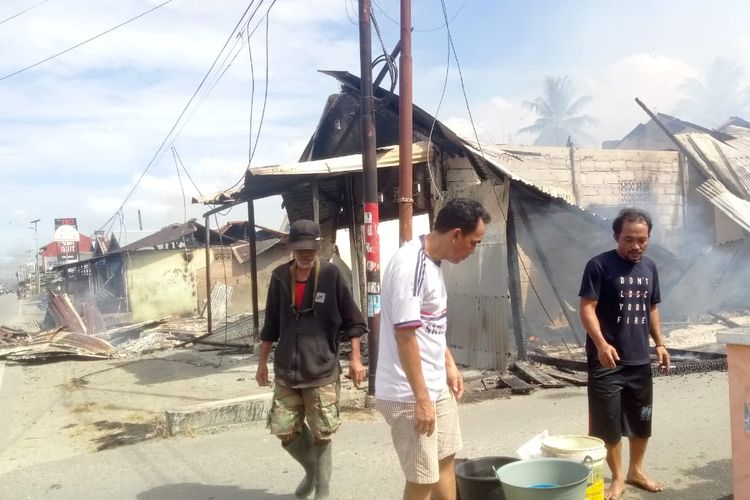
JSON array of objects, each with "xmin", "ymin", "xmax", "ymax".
[{"xmin": 260, "ymin": 258, "xmax": 367, "ymax": 388}]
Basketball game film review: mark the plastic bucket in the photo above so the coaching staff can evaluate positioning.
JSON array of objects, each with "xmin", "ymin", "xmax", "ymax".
[
  {"xmin": 495, "ymin": 458, "xmax": 589, "ymax": 500},
  {"xmin": 542, "ymin": 435, "xmax": 606, "ymax": 500},
  {"xmin": 455, "ymin": 456, "xmax": 519, "ymax": 500}
]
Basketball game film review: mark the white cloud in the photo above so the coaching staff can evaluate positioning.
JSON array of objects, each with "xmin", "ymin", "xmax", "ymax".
[
  {"xmin": 583, "ymin": 53, "xmax": 699, "ymax": 142},
  {"xmin": 3, "ymin": 0, "xmax": 750, "ymax": 278}
]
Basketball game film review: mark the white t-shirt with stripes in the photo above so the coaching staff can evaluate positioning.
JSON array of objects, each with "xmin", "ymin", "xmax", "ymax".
[{"xmin": 376, "ymin": 237, "xmax": 448, "ymax": 402}]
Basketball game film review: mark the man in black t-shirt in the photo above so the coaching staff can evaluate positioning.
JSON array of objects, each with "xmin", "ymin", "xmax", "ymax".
[{"xmin": 579, "ymin": 208, "xmax": 671, "ymax": 500}]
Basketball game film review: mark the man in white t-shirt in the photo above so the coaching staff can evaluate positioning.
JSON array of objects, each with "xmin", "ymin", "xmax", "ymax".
[{"xmin": 376, "ymin": 198, "xmax": 491, "ymax": 500}]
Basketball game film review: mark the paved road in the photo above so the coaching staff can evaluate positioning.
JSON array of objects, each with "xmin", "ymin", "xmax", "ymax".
[{"xmin": 0, "ymin": 370, "xmax": 733, "ymax": 499}]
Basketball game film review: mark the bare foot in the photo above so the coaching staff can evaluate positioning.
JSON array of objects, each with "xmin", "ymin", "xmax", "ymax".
[
  {"xmin": 605, "ymin": 478, "xmax": 627, "ymax": 500},
  {"xmin": 626, "ymin": 471, "xmax": 663, "ymax": 492}
]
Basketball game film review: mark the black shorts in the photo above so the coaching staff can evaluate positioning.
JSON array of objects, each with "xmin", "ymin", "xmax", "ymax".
[{"xmin": 587, "ymin": 362, "xmax": 653, "ymax": 444}]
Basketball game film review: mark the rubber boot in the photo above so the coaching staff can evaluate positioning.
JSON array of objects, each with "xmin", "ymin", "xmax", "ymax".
[
  {"xmin": 282, "ymin": 425, "xmax": 316, "ymax": 498},
  {"xmin": 313, "ymin": 440, "xmax": 332, "ymax": 499}
]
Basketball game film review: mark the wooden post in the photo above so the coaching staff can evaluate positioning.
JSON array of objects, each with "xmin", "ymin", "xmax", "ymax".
[
  {"xmin": 506, "ymin": 192, "xmax": 528, "ymax": 360},
  {"xmin": 204, "ymin": 216, "xmax": 212, "ymax": 336},
  {"xmin": 247, "ymin": 200, "xmax": 260, "ymax": 342}
]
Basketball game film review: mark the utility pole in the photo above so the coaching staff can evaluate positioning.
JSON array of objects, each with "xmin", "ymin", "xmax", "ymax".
[
  {"xmin": 359, "ymin": 0, "xmax": 381, "ymax": 405},
  {"xmin": 398, "ymin": 0, "xmax": 413, "ymax": 244},
  {"xmin": 30, "ymin": 219, "xmax": 40, "ymax": 295}
]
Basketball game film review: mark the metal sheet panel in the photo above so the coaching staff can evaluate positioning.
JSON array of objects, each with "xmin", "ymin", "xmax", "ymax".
[
  {"xmin": 445, "ymin": 244, "xmax": 510, "ymax": 370},
  {"xmin": 676, "ymin": 132, "xmax": 750, "ymax": 198},
  {"xmin": 442, "ymin": 181, "xmax": 510, "ymax": 370},
  {"xmin": 49, "ymin": 293, "xmax": 87, "ymax": 334},
  {"xmin": 697, "ymin": 179, "xmax": 750, "ymax": 234}
]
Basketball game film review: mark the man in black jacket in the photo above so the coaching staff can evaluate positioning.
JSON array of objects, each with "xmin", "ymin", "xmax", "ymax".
[{"xmin": 256, "ymin": 219, "xmax": 367, "ymax": 500}]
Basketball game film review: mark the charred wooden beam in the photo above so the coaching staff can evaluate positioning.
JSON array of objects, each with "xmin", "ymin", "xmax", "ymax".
[
  {"xmin": 497, "ymin": 373, "xmax": 534, "ymax": 394},
  {"xmin": 651, "ymin": 347, "xmax": 726, "ymax": 361},
  {"xmin": 541, "ymin": 366, "xmax": 588, "ymax": 386},
  {"xmin": 512, "ymin": 361, "xmax": 566, "ymax": 388},
  {"xmin": 528, "ymin": 353, "xmax": 587, "ymax": 372}
]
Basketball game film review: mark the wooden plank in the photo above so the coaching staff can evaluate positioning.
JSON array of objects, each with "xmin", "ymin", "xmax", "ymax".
[
  {"xmin": 497, "ymin": 374, "xmax": 534, "ymax": 394},
  {"xmin": 481, "ymin": 377, "xmax": 499, "ymax": 390},
  {"xmin": 528, "ymin": 353, "xmax": 588, "ymax": 372},
  {"xmin": 513, "ymin": 361, "xmax": 567, "ymax": 388},
  {"xmin": 541, "ymin": 366, "xmax": 588, "ymax": 386}
]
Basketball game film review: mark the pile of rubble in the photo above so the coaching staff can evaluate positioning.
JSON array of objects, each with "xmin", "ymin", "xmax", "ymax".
[
  {"xmin": 0, "ymin": 326, "xmax": 118, "ymax": 361},
  {"xmin": 1, "ymin": 292, "xmax": 256, "ymax": 363}
]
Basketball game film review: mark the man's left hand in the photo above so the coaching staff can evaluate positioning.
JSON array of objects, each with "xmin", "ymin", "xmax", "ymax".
[
  {"xmin": 656, "ymin": 345, "xmax": 671, "ymax": 373},
  {"xmin": 447, "ymin": 365, "xmax": 464, "ymax": 400},
  {"xmin": 348, "ymin": 358, "xmax": 367, "ymax": 388}
]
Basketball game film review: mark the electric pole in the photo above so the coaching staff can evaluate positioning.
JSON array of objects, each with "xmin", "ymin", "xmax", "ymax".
[
  {"xmin": 359, "ymin": 0, "xmax": 381, "ymax": 404},
  {"xmin": 398, "ymin": 0, "xmax": 413, "ymax": 244},
  {"xmin": 30, "ymin": 218, "xmax": 40, "ymax": 295}
]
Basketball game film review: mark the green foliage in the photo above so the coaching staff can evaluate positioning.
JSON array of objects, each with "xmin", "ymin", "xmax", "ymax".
[{"xmin": 518, "ymin": 76, "xmax": 597, "ymax": 147}]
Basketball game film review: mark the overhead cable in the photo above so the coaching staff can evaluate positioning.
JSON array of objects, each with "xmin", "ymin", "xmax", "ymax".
[
  {"xmin": 372, "ymin": 0, "xmax": 469, "ymax": 32},
  {"xmin": 0, "ymin": 0, "xmax": 176, "ymax": 82},
  {"xmin": 224, "ymin": 6, "xmax": 273, "ymax": 193},
  {"xmin": 438, "ymin": 0, "xmax": 485, "ymax": 160},
  {"xmin": 0, "ymin": 0, "xmax": 51, "ymax": 26},
  {"xmin": 98, "ymin": 0, "xmax": 277, "ymax": 231},
  {"xmin": 172, "ymin": 147, "xmax": 188, "ymax": 223}
]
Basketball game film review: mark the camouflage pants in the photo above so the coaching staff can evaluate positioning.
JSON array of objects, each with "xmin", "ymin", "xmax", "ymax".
[{"xmin": 267, "ymin": 379, "xmax": 341, "ymax": 440}]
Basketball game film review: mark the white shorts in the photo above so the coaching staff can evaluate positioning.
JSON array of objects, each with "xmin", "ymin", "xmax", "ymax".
[{"xmin": 377, "ymin": 389, "xmax": 463, "ymax": 484}]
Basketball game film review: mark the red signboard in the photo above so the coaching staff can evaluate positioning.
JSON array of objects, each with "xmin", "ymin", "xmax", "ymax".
[{"xmin": 54, "ymin": 218, "xmax": 78, "ymax": 229}]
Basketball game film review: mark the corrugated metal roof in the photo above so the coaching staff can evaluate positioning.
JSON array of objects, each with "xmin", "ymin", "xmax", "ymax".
[
  {"xmin": 675, "ymin": 133, "xmax": 750, "ymax": 198},
  {"xmin": 49, "ymin": 293, "xmax": 87, "ymax": 334},
  {"xmin": 696, "ymin": 178, "xmax": 750, "ymax": 233},
  {"xmin": 251, "ymin": 141, "xmax": 429, "ymax": 176},
  {"xmin": 231, "ymin": 239, "xmax": 281, "ymax": 264},
  {"xmin": 194, "ymin": 142, "xmax": 430, "ymax": 205},
  {"xmin": 460, "ymin": 139, "xmax": 579, "ymax": 206},
  {"xmin": 118, "ymin": 221, "xmax": 237, "ymax": 252},
  {"xmin": 669, "ymin": 124, "xmax": 750, "ymax": 235}
]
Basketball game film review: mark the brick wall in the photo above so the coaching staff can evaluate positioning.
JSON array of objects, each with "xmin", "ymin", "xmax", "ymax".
[{"xmin": 498, "ymin": 145, "xmax": 684, "ymax": 251}]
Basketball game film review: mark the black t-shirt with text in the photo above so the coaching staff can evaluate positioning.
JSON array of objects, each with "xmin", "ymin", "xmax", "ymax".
[{"xmin": 579, "ymin": 249, "xmax": 661, "ymax": 366}]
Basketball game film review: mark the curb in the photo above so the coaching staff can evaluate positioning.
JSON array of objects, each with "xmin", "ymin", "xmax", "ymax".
[
  {"xmin": 166, "ymin": 393, "xmax": 272, "ymax": 436},
  {"xmin": 165, "ymin": 387, "xmax": 369, "ymax": 436}
]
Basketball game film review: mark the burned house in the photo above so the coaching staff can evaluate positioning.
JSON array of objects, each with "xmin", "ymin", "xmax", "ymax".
[
  {"xmin": 198, "ymin": 71, "xmax": 750, "ymax": 369},
  {"xmin": 197, "ymin": 71, "xmax": 658, "ymax": 369},
  {"xmin": 476, "ymin": 112, "xmax": 750, "ymax": 329},
  {"xmin": 53, "ymin": 220, "xmax": 289, "ymax": 328}
]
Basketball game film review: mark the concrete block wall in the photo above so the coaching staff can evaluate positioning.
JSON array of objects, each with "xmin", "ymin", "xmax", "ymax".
[
  {"xmin": 445, "ymin": 155, "xmax": 481, "ymax": 193},
  {"xmin": 499, "ymin": 145, "xmax": 683, "ymax": 251}
]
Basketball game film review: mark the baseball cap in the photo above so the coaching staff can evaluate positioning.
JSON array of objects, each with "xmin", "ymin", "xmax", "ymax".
[{"xmin": 288, "ymin": 219, "xmax": 321, "ymax": 250}]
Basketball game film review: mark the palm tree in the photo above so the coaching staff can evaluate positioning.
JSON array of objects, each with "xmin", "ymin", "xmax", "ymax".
[
  {"xmin": 675, "ymin": 58, "xmax": 750, "ymax": 127},
  {"xmin": 518, "ymin": 76, "xmax": 597, "ymax": 146}
]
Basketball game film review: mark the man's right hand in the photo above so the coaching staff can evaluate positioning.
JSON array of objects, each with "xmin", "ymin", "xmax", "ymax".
[
  {"xmin": 597, "ymin": 343, "xmax": 620, "ymax": 369},
  {"xmin": 414, "ymin": 397, "xmax": 436, "ymax": 436},
  {"xmin": 256, "ymin": 362, "xmax": 270, "ymax": 386}
]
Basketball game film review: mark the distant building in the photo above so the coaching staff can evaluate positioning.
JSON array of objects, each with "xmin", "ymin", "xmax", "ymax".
[
  {"xmin": 40, "ymin": 235, "xmax": 93, "ymax": 272},
  {"xmin": 603, "ymin": 113, "xmax": 716, "ymax": 151}
]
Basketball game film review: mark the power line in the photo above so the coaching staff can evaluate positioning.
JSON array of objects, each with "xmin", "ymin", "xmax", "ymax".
[
  {"xmin": 0, "ymin": 0, "xmax": 175, "ymax": 82},
  {"xmin": 372, "ymin": 0, "xmax": 470, "ymax": 32},
  {"xmin": 224, "ymin": 7, "xmax": 273, "ymax": 193},
  {"xmin": 173, "ymin": 147, "xmax": 203, "ymax": 197},
  {"xmin": 424, "ymin": 0, "xmax": 454, "ymax": 201},
  {"xmin": 438, "ymin": 0, "xmax": 485, "ymax": 160},
  {"xmin": 431, "ymin": 1, "xmax": 551, "ymax": 323},
  {"xmin": 172, "ymin": 147, "xmax": 188, "ymax": 223},
  {"xmin": 97, "ymin": 0, "xmax": 275, "ymax": 232},
  {"xmin": 0, "ymin": 0, "xmax": 51, "ymax": 26},
  {"xmin": 247, "ymin": 20, "xmax": 256, "ymax": 167},
  {"xmin": 343, "ymin": 0, "xmax": 357, "ymax": 25}
]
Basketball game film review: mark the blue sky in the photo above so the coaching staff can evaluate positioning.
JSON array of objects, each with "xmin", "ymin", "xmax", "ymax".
[{"xmin": 1, "ymin": 0, "xmax": 750, "ymax": 280}]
